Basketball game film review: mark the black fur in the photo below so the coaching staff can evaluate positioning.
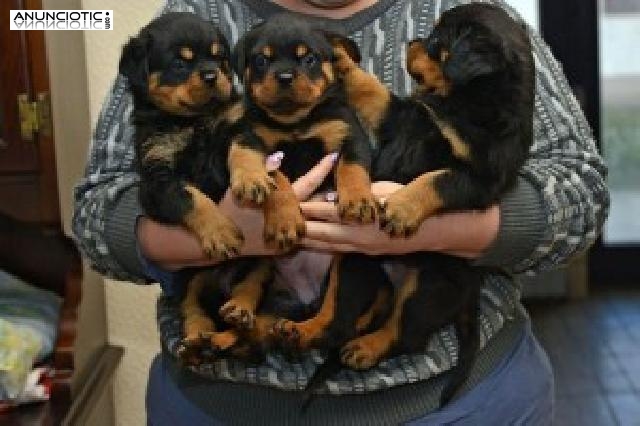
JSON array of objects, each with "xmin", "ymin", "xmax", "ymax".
[{"xmin": 305, "ymin": 3, "xmax": 534, "ymax": 406}]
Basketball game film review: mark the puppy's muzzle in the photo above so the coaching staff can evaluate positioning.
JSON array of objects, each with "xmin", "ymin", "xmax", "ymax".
[
  {"xmin": 276, "ymin": 71, "xmax": 295, "ymax": 86},
  {"xmin": 200, "ymin": 63, "xmax": 219, "ymax": 86}
]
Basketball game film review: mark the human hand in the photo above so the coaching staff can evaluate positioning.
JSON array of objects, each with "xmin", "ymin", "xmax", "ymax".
[
  {"xmin": 299, "ymin": 181, "xmax": 500, "ymax": 259},
  {"xmin": 137, "ymin": 152, "xmax": 339, "ymax": 270}
]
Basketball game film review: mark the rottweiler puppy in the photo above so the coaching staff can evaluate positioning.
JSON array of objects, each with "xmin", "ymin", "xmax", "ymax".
[
  {"xmin": 229, "ymin": 14, "xmax": 377, "ymax": 253},
  {"xmin": 119, "ymin": 12, "xmax": 274, "ymax": 364},
  {"xmin": 277, "ymin": 4, "xmax": 535, "ymax": 404}
]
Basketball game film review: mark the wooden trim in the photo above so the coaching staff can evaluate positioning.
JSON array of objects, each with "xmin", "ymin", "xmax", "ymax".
[{"xmin": 63, "ymin": 345, "xmax": 124, "ymax": 426}]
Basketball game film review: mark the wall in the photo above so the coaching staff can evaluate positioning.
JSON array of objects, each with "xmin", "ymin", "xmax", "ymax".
[
  {"xmin": 80, "ymin": 2, "xmax": 163, "ymax": 425},
  {"xmin": 42, "ymin": 0, "xmax": 112, "ymax": 424},
  {"xmin": 46, "ymin": 0, "xmax": 163, "ymax": 424}
]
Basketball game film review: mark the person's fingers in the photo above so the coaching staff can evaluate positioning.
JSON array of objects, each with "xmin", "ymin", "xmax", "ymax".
[
  {"xmin": 292, "ymin": 152, "xmax": 340, "ymax": 201},
  {"xmin": 303, "ymin": 220, "xmax": 380, "ymax": 245},
  {"xmin": 265, "ymin": 151, "xmax": 285, "ymax": 172},
  {"xmin": 299, "ymin": 238, "xmax": 357, "ymax": 253},
  {"xmin": 300, "ymin": 201, "xmax": 341, "ymax": 222}
]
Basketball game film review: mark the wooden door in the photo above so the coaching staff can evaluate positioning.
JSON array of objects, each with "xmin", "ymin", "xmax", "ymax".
[{"xmin": 0, "ymin": 0, "xmax": 60, "ymax": 226}]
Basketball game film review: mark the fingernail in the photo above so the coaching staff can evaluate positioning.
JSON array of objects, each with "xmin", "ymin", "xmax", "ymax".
[
  {"xmin": 265, "ymin": 151, "xmax": 285, "ymax": 171},
  {"xmin": 325, "ymin": 191, "xmax": 338, "ymax": 202},
  {"xmin": 329, "ymin": 152, "xmax": 340, "ymax": 163}
]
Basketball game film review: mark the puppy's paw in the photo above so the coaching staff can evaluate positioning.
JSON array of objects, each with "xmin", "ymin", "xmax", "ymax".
[
  {"xmin": 338, "ymin": 192, "xmax": 377, "ymax": 224},
  {"xmin": 271, "ymin": 319, "xmax": 317, "ymax": 352},
  {"xmin": 377, "ymin": 186, "xmax": 436, "ymax": 237},
  {"xmin": 333, "ymin": 46, "xmax": 358, "ymax": 75},
  {"xmin": 231, "ymin": 170, "xmax": 277, "ymax": 205},
  {"xmin": 340, "ymin": 332, "xmax": 392, "ymax": 370},
  {"xmin": 194, "ymin": 213, "xmax": 244, "ymax": 259},
  {"xmin": 264, "ymin": 204, "xmax": 305, "ymax": 252},
  {"xmin": 176, "ymin": 334, "xmax": 210, "ymax": 366},
  {"xmin": 219, "ymin": 299, "xmax": 256, "ymax": 330},
  {"xmin": 202, "ymin": 330, "xmax": 239, "ymax": 352}
]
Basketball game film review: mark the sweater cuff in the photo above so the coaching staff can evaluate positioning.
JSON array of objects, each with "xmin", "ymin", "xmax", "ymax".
[
  {"xmin": 104, "ymin": 185, "xmax": 147, "ymax": 280},
  {"xmin": 476, "ymin": 177, "xmax": 547, "ymax": 270}
]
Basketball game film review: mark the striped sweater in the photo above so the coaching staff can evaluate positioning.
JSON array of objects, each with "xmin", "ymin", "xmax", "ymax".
[{"xmin": 72, "ymin": 0, "xmax": 609, "ymax": 394}]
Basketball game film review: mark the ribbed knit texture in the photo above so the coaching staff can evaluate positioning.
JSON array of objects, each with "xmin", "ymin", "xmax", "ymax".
[{"xmin": 72, "ymin": 0, "xmax": 609, "ymax": 410}]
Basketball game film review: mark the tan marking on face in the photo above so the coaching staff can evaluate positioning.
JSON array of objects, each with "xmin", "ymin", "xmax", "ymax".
[
  {"xmin": 253, "ymin": 125, "xmax": 292, "ymax": 150},
  {"xmin": 141, "ymin": 129, "xmax": 192, "ymax": 165},
  {"xmin": 300, "ymin": 119, "xmax": 350, "ymax": 152},
  {"xmin": 148, "ymin": 71, "xmax": 215, "ymax": 115},
  {"xmin": 296, "ymin": 44, "xmax": 308, "ymax": 58},
  {"xmin": 262, "ymin": 45, "xmax": 274, "ymax": 58},
  {"xmin": 211, "ymin": 42, "xmax": 221, "ymax": 56},
  {"xmin": 180, "ymin": 47, "xmax": 194, "ymax": 61},
  {"xmin": 407, "ymin": 42, "xmax": 451, "ymax": 96},
  {"xmin": 322, "ymin": 61, "xmax": 335, "ymax": 83}
]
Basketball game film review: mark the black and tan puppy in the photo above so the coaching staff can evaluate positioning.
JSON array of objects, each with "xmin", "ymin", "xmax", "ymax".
[
  {"xmin": 119, "ymin": 12, "xmax": 274, "ymax": 364},
  {"xmin": 278, "ymin": 4, "xmax": 534, "ymax": 404},
  {"xmin": 229, "ymin": 14, "xmax": 377, "ymax": 252}
]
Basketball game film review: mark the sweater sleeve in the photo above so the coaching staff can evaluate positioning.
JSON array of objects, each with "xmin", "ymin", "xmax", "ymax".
[
  {"xmin": 72, "ymin": 0, "xmax": 210, "ymax": 282},
  {"xmin": 476, "ymin": 22, "xmax": 610, "ymax": 274}
]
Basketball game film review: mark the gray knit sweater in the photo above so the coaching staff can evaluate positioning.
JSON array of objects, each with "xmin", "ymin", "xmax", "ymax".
[{"xmin": 73, "ymin": 0, "xmax": 609, "ymax": 394}]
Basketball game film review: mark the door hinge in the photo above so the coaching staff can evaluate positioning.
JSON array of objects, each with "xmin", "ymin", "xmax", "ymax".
[{"xmin": 17, "ymin": 92, "xmax": 52, "ymax": 141}]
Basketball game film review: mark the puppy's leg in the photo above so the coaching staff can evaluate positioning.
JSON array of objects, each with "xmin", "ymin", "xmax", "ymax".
[
  {"xmin": 219, "ymin": 260, "xmax": 273, "ymax": 329},
  {"xmin": 355, "ymin": 284, "xmax": 392, "ymax": 334},
  {"xmin": 183, "ymin": 185, "xmax": 245, "ymax": 259},
  {"xmin": 340, "ymin": 268, "xmax": 419, "ymax": 370},
  {"xmin": 272, "ymin": 256, "xmax": 343, "ymax": 351},
  {"xmin": 333, "ymin": 46, "xmax": 391, "ymax": 131},
  {"xmin": 263, "ymin": 171, "xmax": 305, "ymax": 250},
  {"xmin": 228, "ymin": 137, "xmax": 276, "ymax": 205},
  {"xmin": 380, "ymin": 166, "xmax": 500, "ymax": 237},
  {"xmin": 178, "ymin": 271, "xmax": 217, "ymax": 365}
]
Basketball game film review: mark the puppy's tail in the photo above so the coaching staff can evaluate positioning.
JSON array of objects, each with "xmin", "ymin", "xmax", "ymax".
[{"xmin": 301, "ymin": 348, "xmax": 343, "ymax": 412}]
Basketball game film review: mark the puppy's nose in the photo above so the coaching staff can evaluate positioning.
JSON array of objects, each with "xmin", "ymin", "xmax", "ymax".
[
  {"xmin": 200, "ymin": 69, "xmax": 218, "ymax": 85},
  {"xmin": 276, "ymin": 71, "xmax": 294, "ymax": 86}
]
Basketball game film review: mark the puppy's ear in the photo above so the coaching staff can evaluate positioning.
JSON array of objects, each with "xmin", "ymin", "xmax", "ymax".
[
  {"xmin": 119, "ymin": 32, "xmax": 152, "ymax": 92},
  {"xmin": 324, "ymin": 32, "xmax": 361, "ymax": 63}
]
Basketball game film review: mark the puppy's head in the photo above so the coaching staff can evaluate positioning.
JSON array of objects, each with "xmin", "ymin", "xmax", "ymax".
[
  {"xmin": 119, "ymin": 12, "xmax": 233, "ymax": 116},
  {"xmin": 233, "ymin": 14, "xmax": 346, "ymax": 124},
  {"xmin": 407, "ymin": 4, "xmax": 529, "ymax": 96}
]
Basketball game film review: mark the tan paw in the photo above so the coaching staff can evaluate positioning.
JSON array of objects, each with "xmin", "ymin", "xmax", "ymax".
[
  {"xmin": 264, "ymin": 203, "xmax": 305, "ymax": 251},
  {"xmin": 378, "ymin": 189, "xmax": 435, "ymax": 237},
  {"xmin": 340, "ymin": 332, "xmax": 392, "ymax": 370},
  {"xmin": 338, "ymin": 192, "xmax": 377, "ymax": 224},
  {"xmin": 231, "ymin": 170, "xmax": 277, "ymax": 205},
  {"xmin": 219, "ymin": 299, "xmax": 256, "ymax": 330},
  {"xmin": 271, "ymin": 318, "xmax": 319, "ymax": 352},
  {"xmin": 193, "ymin": 213, "xmax": 244, "ymax": 259}
]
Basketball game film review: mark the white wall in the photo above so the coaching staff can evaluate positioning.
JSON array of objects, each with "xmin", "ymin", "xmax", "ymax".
[{"xmin": 81, "ymin": 1, "xmax": 162, "ymax": 425}]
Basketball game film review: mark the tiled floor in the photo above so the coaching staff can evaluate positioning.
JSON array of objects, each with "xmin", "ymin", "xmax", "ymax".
[{"xmin": 527, "ymin": 288, "xmax": 640, "ymax": 426}]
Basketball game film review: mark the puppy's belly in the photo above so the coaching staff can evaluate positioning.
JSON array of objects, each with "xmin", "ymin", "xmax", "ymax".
[{"xmin": 272, "ymin": 250, "xmax": 333, "ymax": 305}]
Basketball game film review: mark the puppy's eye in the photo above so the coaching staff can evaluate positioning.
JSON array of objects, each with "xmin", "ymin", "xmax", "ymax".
[
  {"xmin": 171, "ymin": 58, "xmax": 189, "ymax": 71},
  {"xmin": 301, "ymin": 53, "xmax": 318, "ymax": 68},
  {"xmin": 254, "ymin": 54, "xmax": 269, "ymax": 69}
]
